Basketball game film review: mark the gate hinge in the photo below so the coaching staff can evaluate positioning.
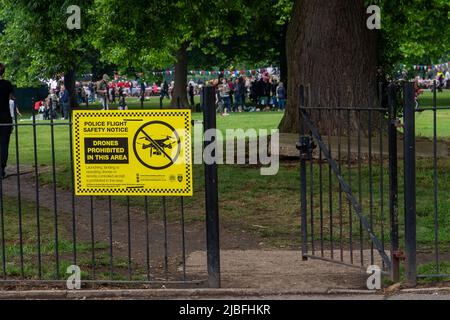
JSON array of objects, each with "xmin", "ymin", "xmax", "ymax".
[
  {"xmin": 393, "ymin": 250, "xmax": 406, "ymax": 261},
  {"xmin": 296, "ymin": 136, "xmax": 316, "ymax": 160}
]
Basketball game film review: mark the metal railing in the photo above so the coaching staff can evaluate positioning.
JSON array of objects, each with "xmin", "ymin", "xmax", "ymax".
[
  {"xmin": 0, "ymin": 89, "xmax": 221, "ymax": 289},
  {"xmin": 299, "ymin": 81, "xmax": 450, "ymax": 286}
]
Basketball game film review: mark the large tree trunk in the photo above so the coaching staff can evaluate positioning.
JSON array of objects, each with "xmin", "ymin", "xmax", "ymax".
[
  {"xmin": 279, "ymin": 22, "xmax": 288, "ymax": 88},
  {"xmin": 170, "ymin": 42, "xmax": 190, "ymax": 108},
  {"xmin": 64, "ymin": 69, "xmax": 78, "ymax": 109},
  {"xmin": 279, "ymin": 0, "xmax": 379, "ymax": 134}
]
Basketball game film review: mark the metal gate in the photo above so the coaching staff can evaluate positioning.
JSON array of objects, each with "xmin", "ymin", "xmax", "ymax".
[
  {"xmin": 299, "ymin": 81, "xmax": 450, "ymax": 285},
  {"xmin": 298, "ymin": 83, "xmax": 403, "ymax": 282},
  {"xmin": 406, "ymin": 81, "xmax": 450, "ymax": 285},
  {"xmin": 0, "ymin": 87, "xmax": 220, "ymax": 289}
]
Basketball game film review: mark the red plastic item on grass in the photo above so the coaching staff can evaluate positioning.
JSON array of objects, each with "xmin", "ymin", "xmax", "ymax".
[{"xmin": 34, "ymin": 101, "xmax": 42, "ymax": 110}]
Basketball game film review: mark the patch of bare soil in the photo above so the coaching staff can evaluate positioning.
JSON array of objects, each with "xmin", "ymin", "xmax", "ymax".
[
  {"xmin": 2, "ymin": 168, "xmax": 263, "ymax": 284},
  {"xmin": 0, "ymin": 167, "xmax": 384, "ymax": 291}
]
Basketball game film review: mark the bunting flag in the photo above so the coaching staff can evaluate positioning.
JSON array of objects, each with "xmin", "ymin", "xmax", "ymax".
[
  {"xmin": 150, "ymin": 67, "xmax": 279, "ymax": 77},
  {"xmin": 405, "ymin": 62, "xmax": 450, "ymax": 71}
]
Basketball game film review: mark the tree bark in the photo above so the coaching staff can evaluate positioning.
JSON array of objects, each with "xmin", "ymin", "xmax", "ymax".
[
  {"xmin": 279, "ymin": 0, "xmax": 379, "ymax": 135},
  {"xmin": 170, "ymin": 42, "xmax": 190, "ymax": 108},
  {"xmin": 64, "ymin": 69, "xmax": 78, "ymax": 109},
  {"xmin": 279, "ymin": 22, "xmax": 288, "ymax": 88}
]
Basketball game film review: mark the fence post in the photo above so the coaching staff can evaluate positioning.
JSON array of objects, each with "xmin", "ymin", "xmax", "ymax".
[
  {"xmin": 403, "ymin": 82, "xmax": 417, "ymax": 286},
  {"xmin": 387, "ymin": 83, "xmax": 400, "ymax": 282},
  {"xmin": 202, "ymin": 86, "xmax": 221, "ymax": 288},
  {"xmin": 298, "ymin": 85, "xmax": 308, "ymax": 261}
]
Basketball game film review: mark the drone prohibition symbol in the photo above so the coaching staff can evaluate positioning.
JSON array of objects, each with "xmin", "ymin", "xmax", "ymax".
[{"xmin": 133, "ymin": 121, "xmax": 182, "ymax": 170}]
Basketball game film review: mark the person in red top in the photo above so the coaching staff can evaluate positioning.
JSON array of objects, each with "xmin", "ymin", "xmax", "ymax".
[
  {"xmin": 152, "ymin": 83, "xmax": 159, "ymax": 95},
  {"xmin": 124, "ymin": 81, "xmax": 131, "ymax": 96},
  {"xmin": 109, "ymin": 81, "xmax": 117, "ymax": 103}
]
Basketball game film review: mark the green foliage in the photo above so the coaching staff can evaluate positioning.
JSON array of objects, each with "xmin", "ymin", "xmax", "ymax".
[
  {"xmin": 0, "ymin": 0, "xmax": 98, "ymax": 86},
  {"xmin": 0, "ymin": 0, "xmax": 447, "ymax": 86},
  {"xmin": 375, "ymin": 0, "xmax": 450, "ymax": 74},
  {"xmin": 90, "ymin": 0, "xmax": 292, "ymax": 71}
]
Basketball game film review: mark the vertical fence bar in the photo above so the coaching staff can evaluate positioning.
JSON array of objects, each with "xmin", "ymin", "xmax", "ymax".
[
  {"xmin": 127, "ymin": 196, "xmax": 132, "ymax": 280},
  {"xmin": 144, "ymin": 196, "xmax": 151, "ymax": 281},
  {"xmin": 90, "ymin": 197, "xmax": 95, "ymax": 280},
  {"xmin": 379, "ymin": 114, "xmax": 385, "ymax": 269},
  {"xmin": 299, "ymin": 86, "xmax": 308, "ymax": 260},
  {"xmin": 368, "ymin": 109, "xmax": 374, "ymax": 265},
  {"xmin": 180, "ymin": 197, "xmax": 187, "ymax": 281},
  {"xmin": 178, "ymin": 101, "xmax": 187, "ymax": 281},
  {"xmin": 388, "ymin": 83, "xmax": 400, "ymax": 282},
  {"xmin": 13, "ymin": 106, "xmax": 24, "ymax": 278},
  {"xmin": 159, "ymin": 90, "xmax": 165, "ymax": 290},
  {"xmin": 403, "ymin": 82, "xmax": 417, "ymax": 286},
  {"xmin": 326, "ymin": 87, "xmax": 334, "ymax": 260},
  {"xmin": 319, "ymin": 109, "xmax": 324, "ymax": 257},
  {"xmin": 162, "ymin": 197, "xmax": 169, "ymax": 280},
  {"xmin": 50, "ymin": 115, "xmax": 59, "ymax": 278},
  {"xmin": 68, "ymin": 112, "xmax": 77, "ymax": 266},
  {"xmin": 108, "ymin": 196, "xmax": 113, "ymax": 278},
  {"xmin": 202, "ymin": 86, "xmax": 221, "ymax": 288},
  {"xmin": 32, "ymin": 102, "xmax": 42, "ymax": 279},
  {"xmin": 328, "ymin": 116, "xmax": 334, "ymax": 260},
  {"xmin": 378, "ymin": 83, "xmax": 385, "ymax": 270},
  {"xmin": 347, "ymin": 109, "xmax": 353, "ymax": 264},
  {"xmin": 338, "ymin": 109, "xmax": 343, "ymax": 262},
  {"xmin": 357, "ymin": 110, "xmax": 364, "ymax": 266},
  {"xmin": 432, "ymin": 80, "xmax": 439, "ymax": 273},
  {"xmin": 161, "ymin": 85, "xmax": 169, "ymax": 279}
]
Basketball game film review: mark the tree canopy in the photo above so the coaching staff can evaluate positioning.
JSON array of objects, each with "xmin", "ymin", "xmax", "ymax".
[
  {"xmin": 0, "ymin": 0, "xmax": 447, "ymax": 88},
  {"xmin": 0, "ymin": 0, "xmax": 97, "ymax": 86},
  {"xmin": 377, "ymin": 0, "xmax": 449, "ymax": 73}
]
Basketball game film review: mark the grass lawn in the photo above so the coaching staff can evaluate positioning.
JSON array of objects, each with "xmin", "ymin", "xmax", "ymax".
[
  {"xmin": 0, "ymin": 195, "xmax": 114, "ymax": 280},
  {"xmin": 2, "ymin": 89, "xmax": 450, "ymax": 281},
  {"xmin": 415, "ymin": 89, "xmax": 450, "ymax": 138}
]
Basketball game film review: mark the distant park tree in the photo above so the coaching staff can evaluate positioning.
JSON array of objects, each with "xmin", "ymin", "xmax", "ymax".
[
  {"xmin": 90, "ymin": 0, "xmax": 287, "ymax": 108},
  {"xmin": 0, "ymin": 0, "xmax": 98, "ymax": 108},
  {"xmin": 279, "ymin": 0, "xmax": 450, "ymax": 133}
]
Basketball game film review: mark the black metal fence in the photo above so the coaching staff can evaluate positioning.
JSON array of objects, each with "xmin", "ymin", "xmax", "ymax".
[
  {"xmin": 0, "ymin": 88, "xmax": 220, "ymax": 289},
  {"xmin": 408, "ymin": 81, "xmax": 450, "ymax": 284},
  {"xmin": 299, "ymin": 81, "xmax": 450, "ymax": 285}
]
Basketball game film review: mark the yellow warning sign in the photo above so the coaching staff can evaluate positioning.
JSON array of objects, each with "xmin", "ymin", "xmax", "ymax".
[{"xmin": 72, "ymin": 110, "xmax": 192, "ymax": 196}]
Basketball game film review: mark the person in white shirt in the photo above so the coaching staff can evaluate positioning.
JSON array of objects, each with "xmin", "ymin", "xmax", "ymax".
[
  {"xmin": 9, "ymin": 98, "xmax": 20, "ymax": 120},
  {"xmin": 445, "ymin": 70, "xmax": 450, "ymax": 89}
]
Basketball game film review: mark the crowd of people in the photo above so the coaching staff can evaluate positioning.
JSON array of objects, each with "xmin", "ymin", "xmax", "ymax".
[
  {"xmin": 407, "ymin": 67, "xmax": 449, "ymax": 110},
  {"xmin": 33, "ymin": 84, "xmax": 73, "ymax": 120},
  {"xmin": 33, "ymin": 65, "xmax": 450, "ymax": 120},
  {"xmin": 415, "ymin": 68, "xmax": 450, "ymax": 91},
  {"xmin": 38, "ymin": 67, "xmax": 286, "ymax": 117},
  {"xmin": 205, "ymin": 73, "xmax": 286, "ymax": 116}
]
